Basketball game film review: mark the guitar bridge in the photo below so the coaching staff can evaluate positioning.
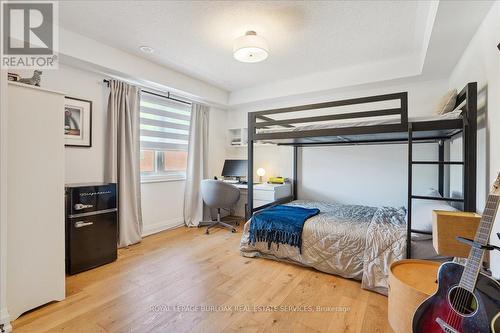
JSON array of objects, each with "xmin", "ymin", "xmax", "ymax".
[{"xmin": 436, "ymin": 317, "xmax": 460, "ymax": 333}]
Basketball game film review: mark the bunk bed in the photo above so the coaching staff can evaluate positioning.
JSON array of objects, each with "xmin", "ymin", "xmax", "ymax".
[{"xmin": 240, "ymin": 82, "xmax": 477, "ymax": 294}]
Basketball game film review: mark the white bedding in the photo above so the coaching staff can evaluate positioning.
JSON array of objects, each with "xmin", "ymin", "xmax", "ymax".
[{"xmin": 257, "ymin": 109, "xmax": 462, "ymax": 134}]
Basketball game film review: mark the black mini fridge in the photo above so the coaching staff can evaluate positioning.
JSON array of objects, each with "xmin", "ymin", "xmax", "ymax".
[{"xmin": 65, "ymin": 183, "xmax": 118, "ymax": 275}]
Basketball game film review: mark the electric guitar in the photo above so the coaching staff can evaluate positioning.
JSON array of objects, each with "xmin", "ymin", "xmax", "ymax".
[{"xmin": 412, "ymin": 174, "xmax": 500, "ymax": 333}]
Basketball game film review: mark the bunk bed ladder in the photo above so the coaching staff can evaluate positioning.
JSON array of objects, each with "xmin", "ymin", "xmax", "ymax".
[
  {"xmin": 407, "ymin": 133, "xmax": 466, "ymax": 258},
  {"xmin": 407, "ymin": 82, "xmax": 477, "ymax": 258},
  {"xmin": 462, "ymin": 82, "xmax": 477, "ymax": 213},
  {"xmin": 407, "ymin": 124, "xmax": 413, "ymax": 259}
]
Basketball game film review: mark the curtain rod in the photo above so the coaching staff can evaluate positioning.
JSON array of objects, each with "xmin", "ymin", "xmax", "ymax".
[{"xmin": 103, "ymin": 79, "xmax": 192, "ymax": 106}]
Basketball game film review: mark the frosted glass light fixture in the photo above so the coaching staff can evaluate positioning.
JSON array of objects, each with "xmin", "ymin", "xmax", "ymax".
[
  {"xmin": 233, "ymin": 31, "xmax": 269, "ymax": 63},
  {"xmin": 256, "ymin": 168, "xmax": 266, "ymax": 183}
]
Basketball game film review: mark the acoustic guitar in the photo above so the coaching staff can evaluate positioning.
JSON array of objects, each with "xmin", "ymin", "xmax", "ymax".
[{"xmin": 412, "ymin": 174, "xmax": 500, "ymax": 333}]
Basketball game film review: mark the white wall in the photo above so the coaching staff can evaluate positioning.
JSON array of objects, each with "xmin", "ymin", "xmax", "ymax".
[
  {"xmin": 448, "ymin": 2, "xmax": 500, "ymax": 278},
  {"xmin": 10, "ymin": 65, "xmax": 227, "ymax": 236},
  {"xmin": 227, "ymin": 78, "xmax": 450, "ymax": 207},
  {"xmin": 207, "ymin": 108, "xmax": 228, "ymax": 179},
  {"xmin": 140, "ymin": 181, "xmax": 186, "ymax": 236}
]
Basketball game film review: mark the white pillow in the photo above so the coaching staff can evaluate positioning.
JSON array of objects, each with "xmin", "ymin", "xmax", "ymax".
[
  {"xmin": 450, "ymin": 190, "xmax": 464, "ymax": 210},
  {"xmin": 435, "ymin": 89, "xmax": 458, "ymax": 115},
  {"xmin": 411, "ymin": 189, "xmax": 458, "ymax": 240}
]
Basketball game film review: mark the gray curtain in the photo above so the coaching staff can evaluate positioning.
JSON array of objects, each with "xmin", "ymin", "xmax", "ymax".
[
  {"xmin": 105, "ymin": 80, "xmax": 143, "ymax": 247},
  {"xmin": 184, "ymin": 103, "xmax": 209, "ymax": 227}
]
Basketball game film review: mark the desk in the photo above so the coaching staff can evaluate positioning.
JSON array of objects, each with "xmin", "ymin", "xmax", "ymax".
[{"xmin": 225, "ymin": 182, "xmax": 292, "ymax": 218}]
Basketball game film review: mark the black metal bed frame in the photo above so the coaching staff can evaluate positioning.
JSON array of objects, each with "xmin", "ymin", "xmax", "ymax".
[{"xmin": 247, "ymin": 82, "xmax": 477, "ymax": 259}]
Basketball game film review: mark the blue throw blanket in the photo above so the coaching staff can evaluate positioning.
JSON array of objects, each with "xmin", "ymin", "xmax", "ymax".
[{"xmin": 248, "ymin": 205, "xmax": 320, "ymax": 252}]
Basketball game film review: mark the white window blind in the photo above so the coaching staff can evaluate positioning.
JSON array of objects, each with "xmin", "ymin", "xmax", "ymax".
[{"xmin": 139, "ymin": 92, "xmax": 191, "ymax": 182}]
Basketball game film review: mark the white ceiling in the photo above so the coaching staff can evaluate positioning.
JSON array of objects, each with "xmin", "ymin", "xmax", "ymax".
[{"xmin": 58, "ymin": 1, "xmax": 493, "ymax": 105}]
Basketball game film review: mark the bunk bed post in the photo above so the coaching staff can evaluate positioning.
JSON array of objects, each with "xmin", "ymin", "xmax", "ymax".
[
  {"xmin": 248, "ymin": 112, "xmax": 255, "ymax": 219},
  {"xmin": 463, "ymin": 82, "xmax": 477, "ymax": 212},
  {"xmin": 293, "ymin": 146, "xmax": 298, "ymax": 200},
  {"xmin": 438, "ymin": 140, "xmax": 445, "ymax": 196},
  {"xmin": 407, "ymin": 123, "xmax": 413, "ymax": 259},
  {"xmin": 400, "ymin": 92, "xmax": 408, "ymax": 127}
]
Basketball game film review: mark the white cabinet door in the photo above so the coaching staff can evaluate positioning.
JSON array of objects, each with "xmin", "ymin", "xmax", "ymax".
[
  {"xmin": 234, "ymin": 184, "xmax": 292, "ymax": 218},
  {"xmin": 7, "ymin": 83, "xmax": 65, "ymax": 320},
  {"xmin": 253, "ymin": 190, "xmax": 276, "ymax": 201}
]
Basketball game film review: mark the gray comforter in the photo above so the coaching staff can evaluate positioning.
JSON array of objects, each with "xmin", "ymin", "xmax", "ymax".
[{"xmin": 239, "ymin": 200, "xmax": 407, "ymax": 295}]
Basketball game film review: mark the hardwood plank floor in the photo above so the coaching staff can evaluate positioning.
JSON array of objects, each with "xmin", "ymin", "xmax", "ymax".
[{"xmin": 12, "ymin": 224, "xmax": 394, "ymax": 333}]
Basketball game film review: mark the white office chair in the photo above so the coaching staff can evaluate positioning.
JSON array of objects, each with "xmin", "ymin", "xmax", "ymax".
[{"xmin": 199, "ymin": 179, "xmax": 240, "ymax": 234}]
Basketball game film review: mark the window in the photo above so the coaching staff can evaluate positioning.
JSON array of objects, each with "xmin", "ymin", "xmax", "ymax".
[{"xmin": 140, "ymin": 92, "xmax": 191, "ymax": 182}]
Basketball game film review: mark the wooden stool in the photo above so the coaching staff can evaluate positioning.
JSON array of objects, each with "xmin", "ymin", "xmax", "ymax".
[{"xmin": 388, "ymin": 259, "xmax": 440, "ymax": 333}]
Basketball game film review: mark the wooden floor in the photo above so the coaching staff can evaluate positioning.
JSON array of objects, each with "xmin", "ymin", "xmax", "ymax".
[{"xmin": 12, "ymin": 224, "xmax": 394, "ymax": 333}]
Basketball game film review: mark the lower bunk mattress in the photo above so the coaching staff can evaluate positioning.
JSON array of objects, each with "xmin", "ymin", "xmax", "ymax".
[{"xmin": 240, "ymin": 200, "xmax": 441, "ymax": 295}]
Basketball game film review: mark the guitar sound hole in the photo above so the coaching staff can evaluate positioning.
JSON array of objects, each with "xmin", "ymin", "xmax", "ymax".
[{"xmin": 448, "ymin": 286, "xmax": 478, "ymax": 316}]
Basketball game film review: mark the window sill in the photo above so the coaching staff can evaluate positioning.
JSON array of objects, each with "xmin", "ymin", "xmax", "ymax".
[{"xmin": 141, "ymin": 176, "xmax": 186, "ymax": 184}]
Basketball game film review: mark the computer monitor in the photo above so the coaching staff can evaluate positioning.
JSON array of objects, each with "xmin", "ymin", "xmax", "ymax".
[{"xmin": 221, "ymin": 159, "xmax": 247, "ymax": 182}]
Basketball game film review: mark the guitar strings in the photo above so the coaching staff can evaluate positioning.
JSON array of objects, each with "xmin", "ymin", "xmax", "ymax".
[
  {"xmin": 454, "ymin": 196, "xmax": 498, "ymax": 327},
  {"xmin": 449, "ymin": 286, "xmax": 462, "ymax": 329},
  {"xmin": 452, "ymin": 248, "xmax": 477, "ymax": 327},
  {"xmin": 449, "ymin": 241, "xmax": 476, "ymax": 327},
  {"xmin": 447, "ymin": 198, "xmax": 484, "ymax": 327},
  {"xmin": 448, "ymin": 194, "xmax": 499, "ymax": 329},
  {"xmin": 455, "ymin": 195, "xmax": 500, "ymax": 327}
]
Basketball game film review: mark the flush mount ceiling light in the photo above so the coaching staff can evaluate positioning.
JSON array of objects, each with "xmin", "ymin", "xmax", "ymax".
[
  {"xmin": 139, "ymin": 45, "xmax": 154, "ymax": 53},
  {"xmin": 233, "ymin": 31, "xmax": 269, "ymax": 63}
]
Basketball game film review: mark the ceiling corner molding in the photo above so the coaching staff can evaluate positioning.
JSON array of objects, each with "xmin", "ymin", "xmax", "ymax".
[
  {"xmin": 228, "ymin": 55, "xmax": 421, "ymax": 106},
  {"xmin": 415, "ymin": 0, "xmax": 440, "ymax": 72}
]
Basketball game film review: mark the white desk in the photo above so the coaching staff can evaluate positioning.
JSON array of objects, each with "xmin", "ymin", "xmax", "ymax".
[{"xmin": 224, "ymin": 182, "xmax": 292, "ymax": 217}]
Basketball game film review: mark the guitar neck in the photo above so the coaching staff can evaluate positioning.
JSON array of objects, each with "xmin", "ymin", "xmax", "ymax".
[{"xmin": 459, "ymin": 193, "xmax": 500, "ymax": 291}]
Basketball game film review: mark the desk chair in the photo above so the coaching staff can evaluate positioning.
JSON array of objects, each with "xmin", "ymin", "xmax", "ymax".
[{"xmin": 199, "ymin": 179, "xmax": 240, "ymax": 234}]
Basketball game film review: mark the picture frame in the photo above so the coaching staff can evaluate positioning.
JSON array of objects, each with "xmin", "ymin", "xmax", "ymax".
[{"xmin": 64, "ymin": 96, "xmax": 92, "ymax": 147}]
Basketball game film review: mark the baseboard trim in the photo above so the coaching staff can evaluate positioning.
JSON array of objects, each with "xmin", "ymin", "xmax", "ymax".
[
  {"xmin": 0, "ymin": 308, "xmax": 11, "ymax": 333},
  {"xmin": 141, "ymin": 218, "xmax": 184, "ymax": 237}
]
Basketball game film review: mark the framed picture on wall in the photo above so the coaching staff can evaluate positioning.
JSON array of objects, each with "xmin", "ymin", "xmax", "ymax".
[{"xmin": 64, "ymin": 96, "xmax": 92, "ymax": 147}]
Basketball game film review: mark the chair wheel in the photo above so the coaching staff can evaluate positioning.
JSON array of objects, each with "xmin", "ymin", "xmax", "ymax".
[
  {"xmin": 205, "ymin": 229, "xmax": 209, "ymax": 234},
  {"xmin": 231, "ymin": 228, "xmax": 236, "ymax": 233}
]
